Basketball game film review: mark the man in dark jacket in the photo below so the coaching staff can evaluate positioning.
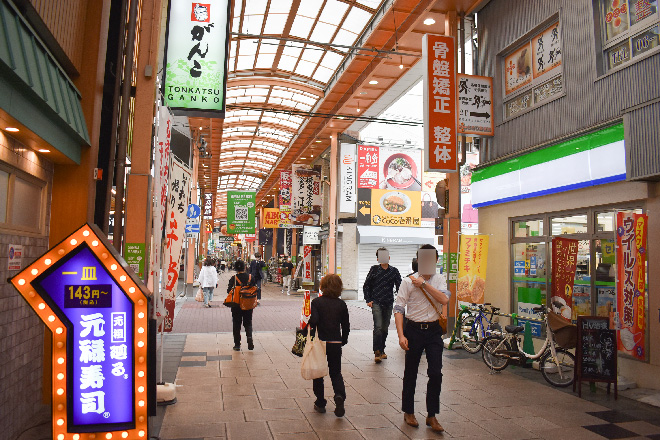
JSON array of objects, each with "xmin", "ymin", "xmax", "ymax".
[
  {"xmin": 249, "ymin": 253, "xmax": 266, "ymax": 302},
  {"xmin": 363, "ymin": 247, "xmax": 401, "ymax": 363}
]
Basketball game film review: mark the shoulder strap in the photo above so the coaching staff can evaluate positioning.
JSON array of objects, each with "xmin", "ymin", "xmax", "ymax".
[
  {"xmin": 409, "ymin": 275, "xmax": 442, "ymax": 316},
  {"xmin": 236, "ymin": 276, "xmax": 242, "ymax": 287}
]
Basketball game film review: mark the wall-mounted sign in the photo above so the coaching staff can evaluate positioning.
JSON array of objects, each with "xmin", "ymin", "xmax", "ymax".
[
  {"xmin": 357, "ymin": 144, "xmax": 379, "ymax": 188},
  {"xmin": 8, "ymin": 243, "xmax": 23, "ymax": 270},
  {"xmin": 423, "ymin": 34, "xmax": 457, "ymax": 173},
  {"xmin": 457, "ymin": 74, "xmax": 494, "ymax": 137},
  {"xmin": 10, "ymin": 224, "xmax": 149, "ymax": 438},
  {"xmin": 162, "ymin": 0, "xmax": 231, "ymax": 116},
  {"xmin": 339, "ymin": 143, "xmax": 356, "ymax": 213},
  {"xmin": 504, "ymin": 44, "xmax": 532, "ymax": 95},
  {"xmin": 264, "ymin": 208, "xmax": 280, "ymax": 228},
  {"xmin": 124, "ymin": 243, "xmax": 146, "ymax": 279},
  {"xmin": 303, "ymin": 226, "xmax": 321, "ymax": 245},
  {"xmin": 226, "ymin": 191, "xmax": 256, "ymax": 234}
]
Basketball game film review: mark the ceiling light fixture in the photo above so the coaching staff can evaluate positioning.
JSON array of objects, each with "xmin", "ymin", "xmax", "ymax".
[
  {"xmin": 356, "ymin": 101, "xmax": 361, "ymax": 113},
  {"xmin": 5, "ymin": 127, "xmax": 19, "ymax": 132},
  {"xmin": 316, "ymin": 140, "xmax": 321, "ymax": 143},
  {"xmin": 423, "ymin": 18, "xmax": 435, "ymax": 25},
  {"xmin": 369, "ymin": 80, "xmax": 378, "ymax": 85},
  {"xmin": 38, "ymin": 149, "xmax": 50, "ymax": 153},
  {"xmin": 399, "ymin": 55, "xmax": 404, "ymax": 69}
]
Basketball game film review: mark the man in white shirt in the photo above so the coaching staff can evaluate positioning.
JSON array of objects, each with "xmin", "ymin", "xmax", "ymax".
[{"xmin": 393, "ymin": 244, "xmax": 450, "ymax": 433}]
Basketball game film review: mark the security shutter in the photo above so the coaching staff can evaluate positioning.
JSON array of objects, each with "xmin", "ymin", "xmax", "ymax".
[{"xmin": 357, "ymin": 243, "xmax": 419, "ymax": 300}]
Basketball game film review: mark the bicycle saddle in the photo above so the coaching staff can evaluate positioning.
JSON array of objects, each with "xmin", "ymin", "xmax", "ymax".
[{"xmin": 505, "ymin": 325, "xmax": 524, "ymax": 334}]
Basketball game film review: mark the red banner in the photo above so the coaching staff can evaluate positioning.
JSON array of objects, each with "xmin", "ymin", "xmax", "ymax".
[
  {"xmin": 616, "ymin": 212, "xmax": 647, "ymax": 360},
  {"xmin": 357, "ymin": 145, "xmax": 379, "ymax": 188},
  {"xmin": 423, "ymin": 34, "xmax": 457, "ymax": 172},
  {"xmin": 303, "ymin": 245, "xmax": 313, "ymax": 283},
  {"xmin": 551, "ymin": 237, "xmax": 579, "ymax": 321},
  {"xmin": 279, "ymin": 171, "xmax": 292, "ymax": 211}
]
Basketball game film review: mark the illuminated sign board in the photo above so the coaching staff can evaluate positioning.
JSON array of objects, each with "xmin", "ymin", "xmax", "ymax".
[
  {"xmin": 162, "ymin": 0, "xmax": 231, "ymax": 117},
  {"xmin": 10, "ymin": 224, "xmax": 149, "ymax": 439}
]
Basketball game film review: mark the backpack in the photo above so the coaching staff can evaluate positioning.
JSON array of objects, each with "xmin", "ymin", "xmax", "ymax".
[{"xmin": 224, "ymin": 275, "xmax": 258, "ymax": 309}]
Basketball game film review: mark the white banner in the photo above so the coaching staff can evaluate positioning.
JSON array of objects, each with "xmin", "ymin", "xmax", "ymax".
[
  {"xmin": 162, "ymin": 157, "xmax": 192, "ymax": 331},
  {"xmin": 291, "ymin": 165, "xmax": 321, "ymax": 226},
  {"xmin": 154, "ymin": 106, "xmax": 172, "ymax": 269},
  {"xmin": 339, "ymin": 143, "xmax": 356, "ymax": 213}
]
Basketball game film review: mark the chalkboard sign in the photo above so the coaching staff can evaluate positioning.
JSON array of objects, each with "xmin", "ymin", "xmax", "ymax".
[{"xmin": 574, "ymin": 316, "xmax": 617, "ymax": 399}]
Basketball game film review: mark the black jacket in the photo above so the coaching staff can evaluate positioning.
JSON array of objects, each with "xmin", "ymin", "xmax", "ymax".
[
  {"xmin": 363, "ymin": 264, "xmax": 402, "ymax": 306},
  {"xmin": 308, "ymin": 296, "xmax": 350, "ymax": 345},
  {"xmin": 227, "ymin": 272, "xmax": 254, "ymax": 293}
]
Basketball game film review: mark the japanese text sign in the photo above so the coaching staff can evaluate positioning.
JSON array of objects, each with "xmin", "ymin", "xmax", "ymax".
[
  {"xmin": 10, "ymin": 224, "xmax": 149, "ymax": 438},
  {"xmin": 616, "ymin": 212, "xmax": 647, "ymax": 360},
  {"xmin": 357, "ymin": 145, "xmax": 380, "ymax": 188},
  {"xmin": 303, "ymin": 245, "xmax": 313, "ymax": 283},
  {"xmin": 457, "ymin": 74, "xmax": 494, "ymax": 136},
  {"xmin": 226, "ymin": 191, "xmax": 256, "ymax": 234},
  {"xmin": 263, "ymin": 208, "xmax": 280, "ymax": 228},
  {"xmin": 291, "ymin": 165, "xmax": 321, "ymax": 226},
  {"xmin": 457, "ymin": 235, "xmax": 489, "ymax": 304},
  {"xmin": 551, "ymin": 237, "xmax": 579, "ymax": 322},
  {"xmin": 163, "ymin": 0, "xmax": 231, "ymax": 116},
  {"xmin": 423, "ymin": 34, "xmax": 458, "ymax": 173},
  {"xmin": 340, "ymin": 143, "xmax": 357, "ymax": 213},
  {"xmin": 203, "ymin": 192, "xmax": 214, "ymax": 219},
  {"xmin": 357, "ymin": 188, "xmax": 422, "ymax": 227},
  {"xmin": 279, "ymin": 171, "xmax": 292, "ymax": 212}
]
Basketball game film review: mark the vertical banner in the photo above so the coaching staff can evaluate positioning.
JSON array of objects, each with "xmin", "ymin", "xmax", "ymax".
[
  {"xmin": 153, "ymin": 107, "xmax": 171, "ymax": 271},
  {"xmin": 457, "ymin": 235, "xmax": 489, "ymax": 304},
  {"xmin": 423, "ymin": 34, "xmax": 458, "ymax": 172},
  {"xmin": 203, "ymin": 192, "xmax": 214, "ymax": 219},
  {"xmin": 550, "ymin": 237, "xmax": 579, "ymax": 321},
  {"xmin": 291, "ymin": 165, "xmax": 321, "ymax": 226},
  {"xmin": 226, "ymin": 191, "xmax": 256, "ymax": 234},
  {"xmin": 263, "ymin": 208, "xmax": 280, "ymax": 228},
  {"xmin": 303, "ymin": 245, "xmax": 313, "ymax": 283},
  {"xmin": 279, "ymin": 171, "xmax": 292, "ymax": 212},
  {"xmin": 162, "ymin": 0, "xmax": 231, "ymax": 116},
  {"xmin": 300, "ymin": 289, "xmax": 311, "ymax": 329},
  {"xmin": 162, "ymin": 158, "xmax": 192, "ymax": 331},
  {"xmin": 339, "ymin": 143, "xmax": 357, "ymax": 213},
  {"xmin": 258, "ymin": 228, "xmax": 273, "ymax": 246},
  {"xmin": 357, "ymin": 144, "xmax": 379, "ymax": 188},
  {"xmin": 616, "ymin": 212, "xmax": 647, "ymax": 360}
]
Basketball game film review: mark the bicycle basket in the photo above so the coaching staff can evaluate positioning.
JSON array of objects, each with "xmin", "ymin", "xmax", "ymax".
[{"xmin": 547, "ymin": 311, "xmax": 577, "ymax": 349}]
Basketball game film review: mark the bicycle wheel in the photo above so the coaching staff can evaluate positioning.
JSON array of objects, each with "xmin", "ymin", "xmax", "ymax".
[
  {"xmin": 460, "ymin": 316, "xmax": 483, "ymax": 354},
  {"xmin": 540, "ymin": 348, "xmax": 575, "ymax": 387},
  {"xmin": 481, "ymin": 336, "xmax": 510, "ymax": 371}
]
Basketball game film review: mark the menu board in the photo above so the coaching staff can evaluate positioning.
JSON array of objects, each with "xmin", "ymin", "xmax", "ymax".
[{"xmin": 575, "ymin": 316, "xmax": 617, "ymax": 398}]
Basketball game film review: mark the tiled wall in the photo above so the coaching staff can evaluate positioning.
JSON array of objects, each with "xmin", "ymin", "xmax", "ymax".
[{"xmin": 0, "ymin": 132, "xmax": 53, "ymax": 439}]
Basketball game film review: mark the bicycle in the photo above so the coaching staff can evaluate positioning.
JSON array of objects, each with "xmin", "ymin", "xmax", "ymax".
[
  {"xmin": 457, "ymin": 303, "xmax": 502, "ymax": 354},
  {"xmin": 481, "ymin": 304, "xmax": 576, "ymax": 387}
]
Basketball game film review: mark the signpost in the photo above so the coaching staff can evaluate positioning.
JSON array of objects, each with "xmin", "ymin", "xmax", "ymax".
[{"xmin": 10, "ymin": 224, "xmax": 150, "ymax": 439}]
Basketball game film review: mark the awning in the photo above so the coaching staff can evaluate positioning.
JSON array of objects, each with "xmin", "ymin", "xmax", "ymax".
[
  {"xmin": 0, "ymin": 1, "xmax": 90, "ymax": 164},
  {"xmin": 357, "ymin": 226, "xmax": 436, "ymax": 245}
]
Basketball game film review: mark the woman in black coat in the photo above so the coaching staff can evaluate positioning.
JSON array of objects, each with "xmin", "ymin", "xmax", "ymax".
[{"xmin": 227, "ymin": 260, "xmax": 255, "ymax": 351}]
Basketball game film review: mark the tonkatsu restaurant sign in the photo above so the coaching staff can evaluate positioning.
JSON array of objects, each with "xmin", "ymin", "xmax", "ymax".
[
  {"xmin": 423, "ymin": 34, "xmax": 458, "ymax": 173},
  {"xmin": 162, "ymin": 0, "xmax": 231, "ymax": 116},
  {"xmin": 10, "ymin": 224, "xmax": 149, "ymax": 438}
]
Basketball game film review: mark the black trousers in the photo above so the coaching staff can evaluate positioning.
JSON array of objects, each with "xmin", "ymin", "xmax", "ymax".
[
  {"xmin": 312, "ymin": 343, "xmax": 346, "ymax": 407},
  {"xmin": 402, "ymin": 324, "xmax": 444, "ymax": 415},
  {"xmin": 231, "ymin": 307, "xmax": 253, "ymax": 345}
]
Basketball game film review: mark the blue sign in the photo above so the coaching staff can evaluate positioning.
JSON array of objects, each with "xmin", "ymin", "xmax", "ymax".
[
  {"xmin": 185, "ymin": 223, "xmax": 200, "ymax": 234},
  {"xmin": 518, "ymin": 319, "xmax": 542, "ymax": 337},
  {"xmin": 530, "ymin": 256, "xmax": 537, "ymax": 276},
  {"xmin": 187, "ymin": 204, "xmax": 201, "ymax": 219},
  {"xmin": 514, "ymin": 260, "xmax": 525, "ymax": 276},
  {"xmin": 33, "ymin": 245, "xmax": 134, "ymax": 430}
]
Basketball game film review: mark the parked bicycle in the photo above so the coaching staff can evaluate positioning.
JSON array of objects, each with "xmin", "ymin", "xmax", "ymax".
[
  {"xmin": 457, "ymin": 303, "xmax": 502, "ymax": 353},
  {"xmin": 481, "ymin": 303, "xmax": 576, "ymax": 387}
]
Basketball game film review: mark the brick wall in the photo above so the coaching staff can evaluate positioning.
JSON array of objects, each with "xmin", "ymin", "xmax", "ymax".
[{"xmin": 0, "ymin": 132, "xmax": 54, "ymax": 439}]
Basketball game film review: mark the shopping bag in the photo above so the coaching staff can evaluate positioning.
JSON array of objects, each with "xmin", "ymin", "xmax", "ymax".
[
  {"xmin": 421, "ymin": 192, "xmax": 439, "ymax": 218},
  {"xmin": 195, "ymin": 288, "xmax": 203, "ymax": 302},
  {"xmin": 300, "ymin": 327, "xmax": 327, "ymax": 380},
  {"xmin": 291, "ymin": 327, "xmax": 307, "ymax": 357}
]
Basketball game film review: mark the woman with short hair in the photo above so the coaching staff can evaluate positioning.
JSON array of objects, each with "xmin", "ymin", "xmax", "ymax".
[
  {"xmin": 227, "ymin": 260, "xmax": 255, "ymax": 351},
  {"xmin": 197, "ymin": 257, "xmax": 218, "ymax": 308},
  {"xmin": 308, "ymin": 274, "xmax": 350, "ymax": 417}
]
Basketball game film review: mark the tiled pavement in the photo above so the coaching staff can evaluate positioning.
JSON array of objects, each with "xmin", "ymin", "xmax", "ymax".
[{"xmin": 150, "ymin": 274, "xmax": 660, "ymax": 440}]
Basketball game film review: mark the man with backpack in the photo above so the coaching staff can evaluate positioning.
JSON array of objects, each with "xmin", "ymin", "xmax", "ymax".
[
  {"xmin": 249, "ymin": 252, "xmax": 266, "ymax": 303},
  {"xmin": 363, "ymin": 247, "xmax": 401, "ymax": 363}
]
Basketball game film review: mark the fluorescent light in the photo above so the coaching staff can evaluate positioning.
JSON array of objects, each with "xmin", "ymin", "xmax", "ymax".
[
  {"xmin": 424, "ymin": 18, "xmax": 435, "ymax": 25},
  {"xmin": 369, "ymin": 80, "xmax": 378, "ymax": 85},
  {"xmin": 38, "ymin": 149, "xmax": 50, "ymax": 153},
  {"xmin": 5, "ymin": 127, "xmax": 19, "ymax": 132},
  {"xmin": 316, "ymin": 140, "xmax": 322, "ymax": 143}
]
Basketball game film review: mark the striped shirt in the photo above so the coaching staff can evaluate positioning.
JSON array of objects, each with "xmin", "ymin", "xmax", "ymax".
[{"xmin": 363, "ymin": 264, "xmax": 402, "ymax": 306}]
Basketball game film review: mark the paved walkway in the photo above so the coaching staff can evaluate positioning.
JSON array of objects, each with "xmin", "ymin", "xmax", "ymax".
[{"xmin": 150, "ymin": 272, "xmax": 660, "ymax": 440}]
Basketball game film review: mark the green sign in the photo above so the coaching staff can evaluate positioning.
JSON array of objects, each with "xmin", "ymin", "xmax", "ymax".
[
  {"xmin": 162, "ymin": 0, "xmax": 230, "ymax": 116},
  {"xmin": 441, "ymin": 252, "xmax": 459, "ymax": 283},
  {"xmin": 226, "ymin": 191, "xmax": 256, "ymax": 234},
  {"xmin": 124, "ymin": 243, "xmax": 145, "ymax": 279}
]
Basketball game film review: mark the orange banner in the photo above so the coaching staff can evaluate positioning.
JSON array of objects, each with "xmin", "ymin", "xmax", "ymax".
[
  {"xmin": 616, "ymin": 212, "xmax": 647, "ymax": 360},
  {"xmin": 264, "ymin": 208, "xmax": 280, "ymax": 228},
  {"xmin": 423, "ymin": 34, "xmax": 457, "ymax": 173}
]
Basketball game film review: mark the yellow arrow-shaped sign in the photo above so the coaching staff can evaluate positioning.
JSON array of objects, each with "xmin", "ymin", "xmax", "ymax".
[{"xmin": 359, "ymin": 206, "xmax": 371, "ymax": 216}]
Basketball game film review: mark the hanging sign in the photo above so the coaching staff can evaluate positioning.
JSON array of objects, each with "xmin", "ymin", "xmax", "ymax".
[
  {"xmin": 10, "ymin": 224, "xmax": 150, "ymax": 438},
  {"xmin": 279, "ymin": 171, "xmax": 292, "ymax": 212},
  {"xmin": 291, "ymin": 165, "xmax": 321, "ymax": 226},
  {"xmin": 457, "ymin": 74, "xmax": 494, "ymax": 136},
  {"xmin": 423, "ymin": 34, "xmax": 458, "ymax": 173},
  {"xmin": 457, "ymin": 235, "xmax": 489, "ymax": 304},
  {"xmin": 303, "ymin": 226, "xmax": 321, "ymax": 245},
  {"xmin": 616, "ymin": 211, "xmax": 647, "ymax": 360},
  {"xmin": 263, "ymin": 208, "xmax": 280, "ymax": 228},
  {"xmin": 258, "ymin": 228, "xmax": 273, "ymax": 246},
  {"xmin": 202, "ymin": 193, "xmax": 213, "ymax": 219},
  {"xmin": 551, "ymin": 237, "xmax": 579, "ymax": 321},
  {"xmin": 226, "ymin": 191, "xmax": 256, "ymax": 234},
  {"xmin": 162, "ymin": 158, "xmax": 191, "ymax": 331},
  {"xmin": 339, "ymin": 143, "xmax": 357, "ymax": 213},
  {"xmin": 357, "ymin": 144, "xmax": 379, "ymax": 188},
  {"xmin": 303, "ymin": 245, "xmax": 313, "ymax": 283},
  {"xmin": 300, "ymin": 289, "xmax": 311, "ymax": 329},
  {"xmin": 162, "ymin": 0, "xmax": 231, "ymax": 116}
]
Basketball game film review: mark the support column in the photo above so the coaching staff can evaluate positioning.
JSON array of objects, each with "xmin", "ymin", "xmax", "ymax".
[{"xmin": 328, "ymin": 133, "xmax": 338, "ymax": 273}]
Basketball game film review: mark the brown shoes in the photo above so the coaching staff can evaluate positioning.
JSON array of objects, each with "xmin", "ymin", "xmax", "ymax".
[
  {"xmin": 374, "ymin": 350, "xmax": 382, "ymax": 363},
  {"xmin": 380, "ymin": 352, "xmax": 387, "ymax": 359},
  {"xmin": 403, "ymin": 413, "xmax": 419, "ymax": 427},
  {"xmin": 426, "ymin": 416, "xmax": 444, "ymax": 432}
]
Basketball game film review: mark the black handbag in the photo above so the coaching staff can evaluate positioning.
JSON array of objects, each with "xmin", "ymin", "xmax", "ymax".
[
  {"xmin": 291, "ymin": 327, "xmax": 307, "ymax": 357},
  {"xmin": 421, "ymin": 193, "xmax": 439, "ymax": 218}
]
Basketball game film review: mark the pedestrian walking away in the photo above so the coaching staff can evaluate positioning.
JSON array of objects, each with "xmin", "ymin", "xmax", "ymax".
[
  {"xmin": 227, "ymin": 260, "xmax": 256, "ymax": 351},
  {"xmin": 308, "ymin": 274, "xmax": 350, "ymax": 417},
  {"xmin": 281, "ymin": 257, "xmax": 294, "ymax": 294},
  {"xmin": 249, "ymin": 252, "xmax": 266, "ymax": 303},
  {"xmin": 197, "ymin": 257, "xmax": 218, "ymax": 308},
  {"xmin": 393, "ymin": 244, "xmax": 450, "ymax": 433},
  {"xmin": 362, "ymin": 247, "xmax": 401, "ymax": 363}
]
